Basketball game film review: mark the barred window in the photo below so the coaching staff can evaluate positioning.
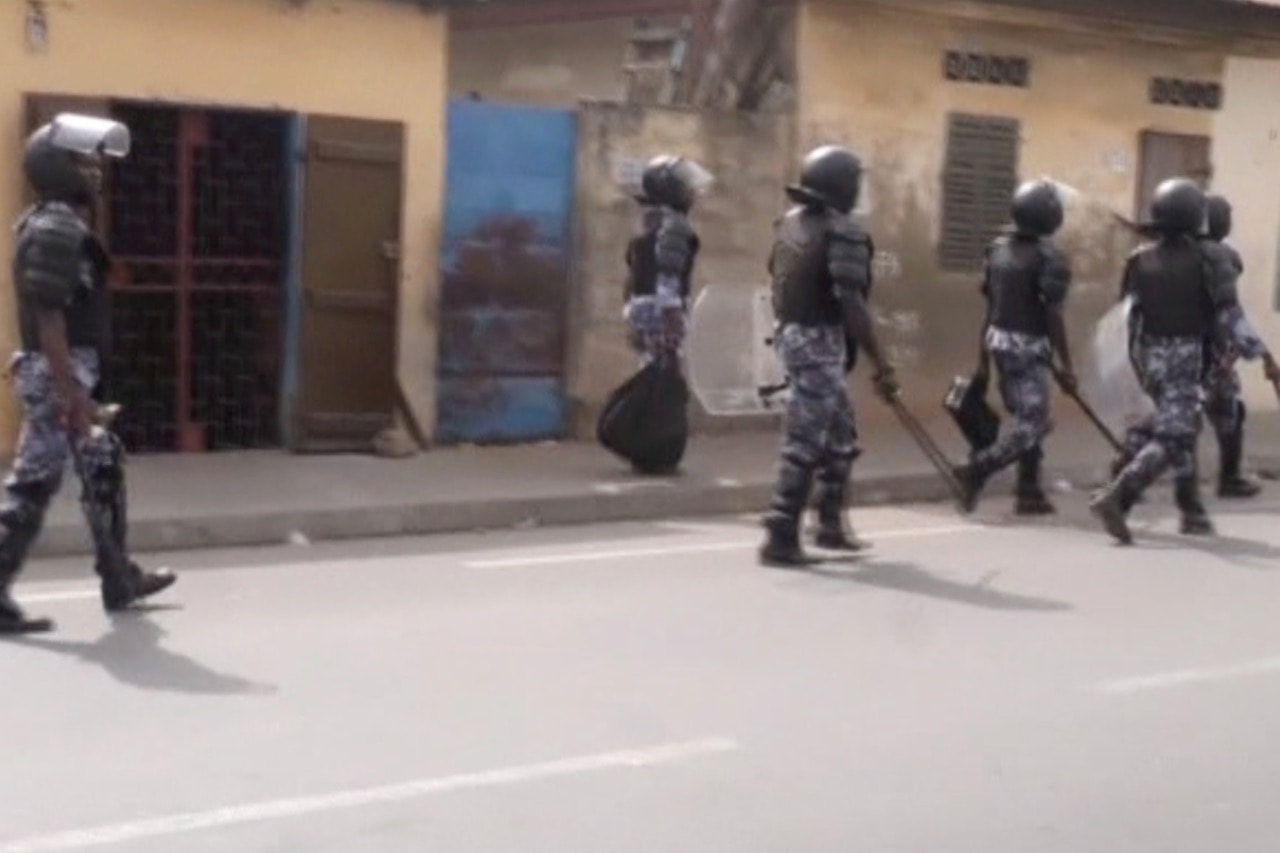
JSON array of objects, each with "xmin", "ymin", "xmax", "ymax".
[{"xmin": 938, "ymin": 113, "xmax": 1021, "ymax": 271}]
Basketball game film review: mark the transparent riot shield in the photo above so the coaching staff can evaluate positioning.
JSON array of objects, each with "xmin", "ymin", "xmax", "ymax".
[
  {"xmin": 686, "ymin": 283, "xmax": 788, "ymax": 415},
  {"xmin": 1085, "ymin": 296, "xmax": 1155, "ymax": 432}
]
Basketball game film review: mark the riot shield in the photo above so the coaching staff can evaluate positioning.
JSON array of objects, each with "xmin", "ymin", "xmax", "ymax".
[
  {"xmin": 1084, "ymin": 296, "xmax": 1154, "ymax": 433},
  {"xmin": 687, "ymin": 283, "xmax": 789, "ymax": 414}
]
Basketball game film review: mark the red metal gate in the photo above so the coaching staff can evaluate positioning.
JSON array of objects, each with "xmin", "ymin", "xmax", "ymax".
[{"xmin": 105, "ymin": 103, "xmax": 287, "ymax": 453}]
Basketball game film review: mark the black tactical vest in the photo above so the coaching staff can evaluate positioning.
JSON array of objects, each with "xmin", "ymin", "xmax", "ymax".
[
  {"xmin": 985, "ymin": 235, "xmax": 1050, "ymax": 337},
  {"xmin": 770, "ymin": 208, "xmax": 843, "ymax": 327},
  {"xmin": 625, "ymin": 209, "xmax": 697, "ymax": 301},
  {"xmin": 1128, "ymin": 239, "xmax": 1213, "ymax": 338},
  {"xmin": 14, "ymin": 224, "xmax": 109, "ymax": 355}
]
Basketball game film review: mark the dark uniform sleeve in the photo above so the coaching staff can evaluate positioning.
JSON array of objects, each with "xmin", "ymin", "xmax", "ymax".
[
  {"xmin": 655, "ymin": 209, "xmax": 697, "ymax": 278},
  {"xmin": 1201, "ymin": 240, "xmax": 1242, "ymax": 310},
  {"xmin": 826, "ymin": 215, "xmax": 873, "ymax": 304},
  {"xmin": 15, "ymin": 204, "xmax": 87, "ymax": 312},
  {"xmin": 1205, "ymin": 242, "xmax": 1268, "ymax": 359},
  {"xmin": 1036, "ymin": 241, "xmax": 1072, "ymax": 309}
]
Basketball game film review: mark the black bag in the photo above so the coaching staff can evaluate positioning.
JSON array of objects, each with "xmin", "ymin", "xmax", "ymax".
[
  {"xmin": 597, "ymin": 358, "xmax": 690, "ymax": 474},
  {"xmin": 943, "ymin": 372, "xmax": 1001, "ymax": 452}
]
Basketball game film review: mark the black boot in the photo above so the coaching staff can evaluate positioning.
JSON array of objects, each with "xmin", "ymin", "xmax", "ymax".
[
  {"xmin": 951, "ymin": 458, "xmax": 995, "ymax": 515},
  {"xmin": 1176, "ymin": 476, "xmax": 1215, "ymax": 536},
  {"xmin": 0, "ymin": 586, "xmax": 53, "ymax": 635},
  {"xmin": 75, "ymin": 430, "xmax": 178, "ymax": 614},
  {"xmin": 1014, "ymin": 448, "xmax": 1055, "ymax": 516},
  {"xmin": 99, "ymin": 560, "xmax": 178, "ymax": 614},
  {"xmin": 1090, "ymin": 477, "xmax": 1138, "ymax": 545},
  {"xmin": 813, "ymin": 458, "xmax": 868, "ymax": 552},
  {"xmin": 759, "ymin": 461, "xmax": 817, "ymax": 568},
  {"xmin": 0, "ymin": 489, "xmax": 55, "ymax": 635},
  {"xmin": 1217, "ymin": 427, "xmax": 1260, "ymax": 499}
]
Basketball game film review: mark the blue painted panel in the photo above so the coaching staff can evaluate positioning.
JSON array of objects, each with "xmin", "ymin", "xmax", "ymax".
[{"xmin": 436, "ymin": 99, "xmax": 577, "ymax": 445}]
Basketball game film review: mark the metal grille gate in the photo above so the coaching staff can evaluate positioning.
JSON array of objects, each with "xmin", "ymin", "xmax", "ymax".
[{"xmin": 105, "ymin": 103, "xmax": 288, "ymax": 453}]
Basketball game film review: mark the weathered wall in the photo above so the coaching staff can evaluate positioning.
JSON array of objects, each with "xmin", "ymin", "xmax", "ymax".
[
  {"xmin": 797, "ymin": 0, "xmax": 1239, "ymax": 427},
  {"xmin": 0, "ymin": 0, "xmax": 447, "ymax": 454},
  {"xmin": 568, "ymin": 101, "xmax": 796, "ymax": 435},
  {"xmin": 1212, "ymin": 56, "xmax": 1280, "ymax": 410},
  {"xmin": 450, "ymin": 17, "xmax": 683, "ymax": 107}
]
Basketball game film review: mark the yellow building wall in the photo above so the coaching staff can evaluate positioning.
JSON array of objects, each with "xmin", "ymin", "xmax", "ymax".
[
  {"xmin": 1212, "ymin": 57, "xmax": 1280, "ymax": 412},
  {"xmin": 0, "ymin": 0, "xmax": 447, "ymax": 455},
  {"xmin": 796, "ymin": 0, "xmax": 1233, "ymax": 423}
]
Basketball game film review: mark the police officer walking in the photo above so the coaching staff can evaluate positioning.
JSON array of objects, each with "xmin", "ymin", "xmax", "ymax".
[
  {"xmin": 1091, "ymin": 178, "xmax": 1244, "ymax": 544},
  {"xmin": 1200, "ymin": 194, "xmax": 1280, "ymax": 498},
  {"xmin": 954, "ymin": 180, "xmax": 1076, "ymax": 515},
  {"xmin": 622, "ymin": 155, "xmax": 709, "ymax": 366},
  {"xmin": 1, "ymin": 114, "xmax": 176, "ymax": 634},
  {"xmin": 759, "ymin": 145, "xmax": 899, "ymax": 567}
]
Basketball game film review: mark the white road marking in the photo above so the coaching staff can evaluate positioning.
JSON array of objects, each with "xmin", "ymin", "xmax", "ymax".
[
  {"xmin": 18, "ymin": 522, "xmax": 982, "ymax": 603},
  {"xmin": 592, "ymin": 481, "xmax": 675, "ymax": 495},
  {"xmin": 0, "ymin": 737, "xmax": 740, "ymax": 852},
  {"xmin": 18, "ymin": 590, "xmax": 99, "ymax": 605},
  {"xmin": 466, "ymin": 523, "xmax": 980, "ymax": 568},
  {"xmin": 1097, "ymin": 656, "xmax": 1280, "ymax": 694}
]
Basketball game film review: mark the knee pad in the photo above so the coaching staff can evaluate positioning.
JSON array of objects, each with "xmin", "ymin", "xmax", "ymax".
[{"xmin": 76, "ymin": 428, "xmax": 126, "ymax": 503}]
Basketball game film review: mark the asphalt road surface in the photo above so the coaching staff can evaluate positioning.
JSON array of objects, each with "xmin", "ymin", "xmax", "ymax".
[{"xmin": 4, "ymin": 487, "xmax": 1280, "ymax": 852}]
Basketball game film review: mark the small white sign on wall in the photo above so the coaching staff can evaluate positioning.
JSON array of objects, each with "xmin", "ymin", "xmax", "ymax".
[
  {"xmin": 1104, "ymin": 150, "xmax": 1129, "ymax": 174},
  {"xmin": 614, "ymin": 157, "xmax": 645, "ymax": 187}
]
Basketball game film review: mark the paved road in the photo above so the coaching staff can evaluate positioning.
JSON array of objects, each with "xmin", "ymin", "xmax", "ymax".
[{"xmin": 3, "ymin": 488, "xmax": 1280, "ymax": 852}]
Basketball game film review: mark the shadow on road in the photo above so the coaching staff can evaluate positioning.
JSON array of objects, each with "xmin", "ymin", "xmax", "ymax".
[
  {"xmin": 13, "ymin": 614, "xmax": 277, "ymax": 697},
  {"xmin": 803, "ymin": 559, "xmax": 1074, "ymax": 612}
]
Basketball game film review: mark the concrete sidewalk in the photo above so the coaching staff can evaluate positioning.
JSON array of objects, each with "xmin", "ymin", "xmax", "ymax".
[{"xmin": 29, "ymin": 409, "xmax": 1280, "ymax": 559}]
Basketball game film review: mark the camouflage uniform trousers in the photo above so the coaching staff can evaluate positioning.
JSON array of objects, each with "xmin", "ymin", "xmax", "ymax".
[
  {"xmin": 625, "ymin": 295, "xmax": 687, "ymax": 365},
  {"xmin": 1, "ymin": 348, "xmax": 127, "ymax": 578},
  {"xmin": 1119, "ymin": 346, "xmax": 1229, "ymax": 480},
  {"xmin": 1113, "ymin": 337, "xmax": 1204, "ymax": 491},
  {"xmin": 764, "ymin": 323, "xmax": 859, "ymax": 528},
  {"xmin": 973, "ymin": 328, "xmax": 1053, "ymax": 473}
]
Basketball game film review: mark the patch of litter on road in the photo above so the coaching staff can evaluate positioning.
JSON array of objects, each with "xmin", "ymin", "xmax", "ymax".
[
  {"xmin": 1052, "ymin": 478, "xmax": 1074, "ymax": 493},
  {"xmin": 286, "ymin": 530, "xmax": 311, "ymax": 546}
]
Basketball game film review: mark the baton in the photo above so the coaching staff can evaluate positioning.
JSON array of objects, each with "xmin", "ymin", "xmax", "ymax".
[
  {"xmin": 1051, "ymin": 367, "xmax": 1124, "ymax": 453},
  {"xmin": 887, "ymin": 395, "xmax": 968, "ymax": 508}
]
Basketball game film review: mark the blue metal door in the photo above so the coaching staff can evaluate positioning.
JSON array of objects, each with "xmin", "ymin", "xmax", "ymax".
[{"xmin": 436, "ymin": 99, "xmax": 577, "ymax": 444}]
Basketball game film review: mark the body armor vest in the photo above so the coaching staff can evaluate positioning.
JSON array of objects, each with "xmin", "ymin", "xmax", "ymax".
[
  {"xmin": 1130, "ymin": 240, "xmax": 1213, "ymax": 338},
  {"xmin": 770, "ymin": 209, "xmax": 843, "ymax": 327},
  {"xmin": 985, "ymin": 236, "xmax": 1050, "ymax": 337},
  {"xmin": 14, "ymin": 218, "xmax": 109, "ymax": 354},
  {"xmin": 625, "ymin": 232, "xmax": 695, "ymax": 301}
]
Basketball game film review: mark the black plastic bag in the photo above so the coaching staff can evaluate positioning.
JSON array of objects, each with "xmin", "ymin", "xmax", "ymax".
[{"xmin": 597, "ymin": 358, "xmax": 689, "ymax": 474}]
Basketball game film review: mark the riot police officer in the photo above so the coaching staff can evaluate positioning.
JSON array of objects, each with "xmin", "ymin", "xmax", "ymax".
[
  {"xmin": 759, "ymin": 145, "xmax": 899, "ymax": 567},
  {"xmin": 1091, "ymin": 178, "xmax": 1242, "ymax": 544},
  {"xmin": 954, "ymin": 180, "xmax": 1076, "ymax": 515},
  {"xmin": 622, "ymin": 154, "xmax": 709, "ymax": 365},
  {"xmin": 1200, "ymin": 194, "xmax": 1280, "ymax": 497},
  {"xmin": 1107, "ymin": 193, "xmax": 1280, "ymax": 501},
  {"xmin": 1, "ymin": 113, "xmax": 176, "ymax": 634}
]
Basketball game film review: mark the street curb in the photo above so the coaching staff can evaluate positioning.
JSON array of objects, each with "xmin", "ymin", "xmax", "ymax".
[{"xmin": 26, "ymin": 461, "xmax": 1131, "ymax": 559}]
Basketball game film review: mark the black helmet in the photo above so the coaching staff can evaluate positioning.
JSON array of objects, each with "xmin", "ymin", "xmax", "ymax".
[
  {"xmin": 23, "ymin": 113, "xmax": 131, "ymax": 205},
  {"xmin": 637, "ymin": 154, "xmax": 713, "ymax": 213},
  {"xmin": 788, "ymin": 145, "xmax": 862, "ymax": 215},
  {"xmin": 1010, "ymin": 179, "xmax": 1063, "ymax": 236},
  {"xmin": 1150, "ymin": 178, "xmax": 1206, "ymax": 236},
  {"xmin": 1205, "ymin": 193, "xmax": 1232, "ymax": 241}
]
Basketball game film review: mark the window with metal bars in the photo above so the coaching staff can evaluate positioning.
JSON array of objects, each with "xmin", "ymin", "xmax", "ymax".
[{"xmin": 938, "ymin": 113, "xmax": 1021, "ymax": 272}]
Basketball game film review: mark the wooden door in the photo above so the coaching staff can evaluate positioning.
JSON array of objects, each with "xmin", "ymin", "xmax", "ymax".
[
  {"xmin": 1134, "ymin": 130, "xmax": 1212, "ymax": 220},
  {"xmin": 294, "ymin": 115, "xmax": 404, "ymax": 452}
]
